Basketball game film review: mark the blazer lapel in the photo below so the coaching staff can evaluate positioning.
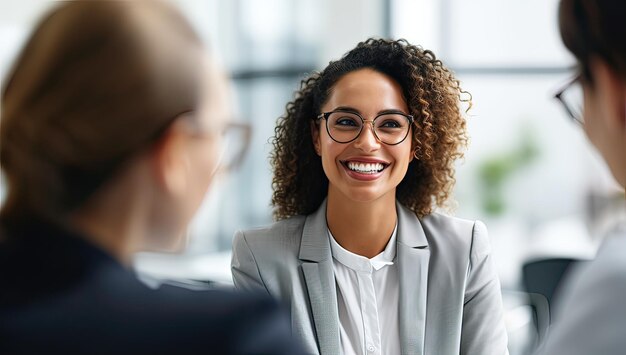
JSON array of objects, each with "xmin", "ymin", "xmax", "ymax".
[
  {"xmin": 396, "ymin": 202, "xmax": 431, "ymax": 355},
  {"xmin": 299, "ymin": 200, "xmax": 340, "ymax": 355}
]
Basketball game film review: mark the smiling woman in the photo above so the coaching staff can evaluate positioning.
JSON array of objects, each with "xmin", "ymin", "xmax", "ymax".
[
  {"xmin": 231, "ymin": 38, "xmax": 510, "ymax": 354},
  {"xmin": 314, "ymin": 69, "xmax": 414, "ymax": 217}
]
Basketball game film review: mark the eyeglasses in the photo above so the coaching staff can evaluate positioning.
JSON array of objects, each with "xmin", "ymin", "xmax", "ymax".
[
  {"xmin": 316, "ymin": 109, "xmax": 414, "ymax": 145},
  {"xmin": 178, "ymin": 113, "xmax": 251, "ymax": 173},
  {"xmin": 211, "ymin": 122, "xmax": 252, "ymax": 173},
  {"xmin": 554, "ymin": 74, "xmax": 584, "ymax": 125},
  {"xmin": 148, "ymin": 111, "xmax": 251, "ymax": 174}
]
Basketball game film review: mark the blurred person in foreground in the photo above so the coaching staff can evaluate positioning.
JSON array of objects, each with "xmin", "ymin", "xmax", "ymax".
[
  {"xmin": 538, "ymin": 0, "xmax": 626, "ymax": 354},
  {"xmin": 0, "ymin": 1, "xmax": 302, "ymax": 354}
]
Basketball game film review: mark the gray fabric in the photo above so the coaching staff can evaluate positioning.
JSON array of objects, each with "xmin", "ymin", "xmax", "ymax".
[
  {"xmin": 231, "ymin": 200, "xmax": 509, "ymax": 355},
  {"xmin": 537, "ymin": 223, "xmax": 626, "ymax": 355}
]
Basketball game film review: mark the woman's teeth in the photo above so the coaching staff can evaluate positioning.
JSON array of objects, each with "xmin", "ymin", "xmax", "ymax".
[{"xmin": 346, "ymin": 162, "xmax": 385, "ymax": 174}]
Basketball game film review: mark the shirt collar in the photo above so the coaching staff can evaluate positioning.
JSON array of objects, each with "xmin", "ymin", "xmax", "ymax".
[{"xmin": 328, "ymin": 224, "xmax": 397, "ymax": 273}]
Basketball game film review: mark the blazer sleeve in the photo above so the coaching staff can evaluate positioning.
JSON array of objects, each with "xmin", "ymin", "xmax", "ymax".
[
  {"xmin": 536, "ymin": 267, "xmax": 626, "ymax": 355},
  {"xmin": 460, "ymin": 220, "xmax": 509, "ymax": 355},
  {"xmin": 231, "ymin": 230, "xmax": 270, "ymax": 294},
  {"xmin": 535, "ymin": 230, "xmax": 626, "ymax": 355}
]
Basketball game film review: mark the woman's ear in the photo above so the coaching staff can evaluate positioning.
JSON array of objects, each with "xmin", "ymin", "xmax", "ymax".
[
  {"xmin": 310, "ymin": 121, "xmax": 322, "ymax": 156},
  {"xmin": 589, "ymin": 57, "xmax": 626, "ymax": 130},
  {"xmin": 151, "ymin": 124, "xmax": 190, "ymax": 197},
  {"xmin": 409, "ymin": 136, "xmax": 418, "ymax": 162}
]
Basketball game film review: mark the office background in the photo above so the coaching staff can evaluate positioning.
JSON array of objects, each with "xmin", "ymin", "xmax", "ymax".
[{"xmin": 1, "ymin": 1, "xmax": 625, "ymax": 354}]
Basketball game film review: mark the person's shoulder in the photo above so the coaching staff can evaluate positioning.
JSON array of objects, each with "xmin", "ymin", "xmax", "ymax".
[
  {"xmin": 594, "ymin": 227, "xmax": 626, "ymax": 265},
  {"xmin": 577, "ymin": 228, "xmax": 626, "ymax": 286},
  {"xmin": 132, "ymin": 283, "xmax": 284, "ymax": 330},
  {"xmin": 419, "ymin": 211, "xmax": 484, "ymax": 251},
  {"xmin": 235, "ymin": 215, "xmax": 307, "ymax": 247},
  {"xmin": 231, "ymin": 215, "xmax": 307, "ymax": 269},
  {"xmin": 168, "ymin": 287, "xmax": 302, "ymax": 353},
  {"xmin": 540, "ymin": 229, "xmax": 626, "ymax": 355},
  {"xmin": 122, "ymin": 283, "xmax": 300, "ymax": 352},
  {"xmin": 420, "ymin": 212, "xmax": 477, "ymax": 232},
  {"xmin": 156, "ymin": 283, "xmax": 281, "ymax": 316}
]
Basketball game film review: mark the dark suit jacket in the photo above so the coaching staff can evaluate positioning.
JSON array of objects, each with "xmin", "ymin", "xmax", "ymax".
[{"xmin": 0, "ymin": 219, "xmax": 302, "ymax": 354}]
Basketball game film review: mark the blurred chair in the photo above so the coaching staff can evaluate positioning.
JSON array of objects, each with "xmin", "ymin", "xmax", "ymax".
[
  {"xmin": 522, "ymin": 258, "xmax": 579, "ymax": 311},
  {"xmin": 501, "ymin": 289, "xmax": 549, "ymax": 355},
  {"xmin": 521, "ymin": 257, "xmax": 582, "ymax": 350},
  {"xmin": 525, "ymin": 292, "xmax": 550, "ymax": 345}
]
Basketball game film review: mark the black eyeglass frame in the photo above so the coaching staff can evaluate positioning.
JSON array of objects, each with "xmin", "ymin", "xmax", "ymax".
[
  {"xmin": 315, "ymin": 109, "xmax": 415, "ymax": 145},
  {"xmin": 554, "ymin": 74, "xmax": 584, "ymax": 125}
]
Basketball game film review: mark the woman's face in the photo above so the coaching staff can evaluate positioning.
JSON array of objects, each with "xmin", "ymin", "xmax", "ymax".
[
  {"xmin": 312, "ymin": 68, "xmax": 413, "ymax": 204},
  {"xmin": 582, "ymin": 59, "xmax": 626, "ymax": 186},
  {"xmin": 148, "ymin": 57, "xmax": 230, "ymax": 251},
  {"xmin": 183, "ymin": 59, "xmax": 230, "ymax": 222}
]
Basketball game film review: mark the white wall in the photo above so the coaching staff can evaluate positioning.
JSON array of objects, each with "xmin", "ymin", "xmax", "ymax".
[{"xmin": 392, "ymin": 0, "xmax": 625, "ymax": 291}]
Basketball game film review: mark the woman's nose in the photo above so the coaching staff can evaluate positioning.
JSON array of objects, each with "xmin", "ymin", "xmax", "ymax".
[{"xmin": 353, "ymin": 121, "xmax": 381, "ymax": 151}]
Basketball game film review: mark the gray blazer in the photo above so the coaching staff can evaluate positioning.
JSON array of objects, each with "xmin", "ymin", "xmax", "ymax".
[
  {"xmin": 536, "ymin": 223, "xmax": 626, "ymax": 355},
  {"xmin": 232, "ymin": 200, "xmax": 509, "ymax": 355}
]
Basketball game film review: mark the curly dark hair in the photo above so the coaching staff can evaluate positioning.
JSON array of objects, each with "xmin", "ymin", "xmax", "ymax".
[{"xmin": 271, "ymin": 38, "xmax": 471, "ymax": 220}]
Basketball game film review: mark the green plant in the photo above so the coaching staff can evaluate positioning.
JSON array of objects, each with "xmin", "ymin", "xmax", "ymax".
[{"xmin": 478, "ymin": 126, "xmax": 539, "ymax": 216}]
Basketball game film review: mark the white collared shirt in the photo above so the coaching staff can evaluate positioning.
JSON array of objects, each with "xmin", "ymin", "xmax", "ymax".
[{"xmin": 329, "ymin": 226, "xmax": 400, "ymax": 355}]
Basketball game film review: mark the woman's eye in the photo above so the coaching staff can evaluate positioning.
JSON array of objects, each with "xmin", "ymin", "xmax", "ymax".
[
  {"xmin": 380, "ymin": 120, "xmax": 401, "ymax": 128},
  {"xmin": 336, "ymin": 118, "xmax": 359, "ymax": 126}
]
